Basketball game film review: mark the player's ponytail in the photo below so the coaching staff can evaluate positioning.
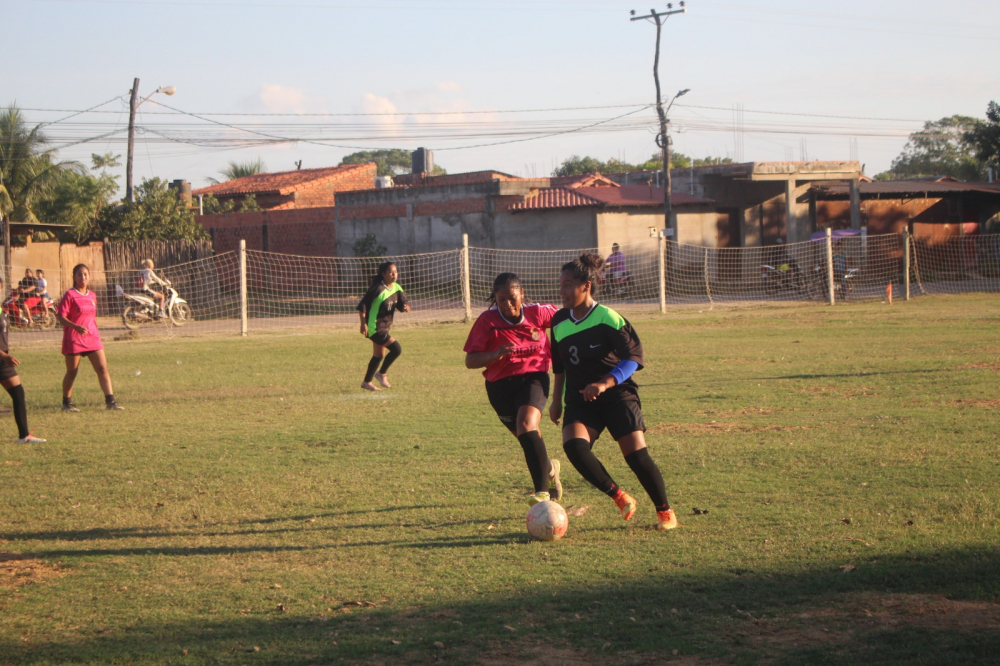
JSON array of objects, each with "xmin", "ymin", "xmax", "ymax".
[
  {"xmin": 370, "ymin": 261, "xmax": 396, "ymax": 287},
  {"xmin": 560, "ymin": 253, "xmax": 604, "ymax": 294},
  {"xmin": 487, "ymin": 272, "xmax": 522, "ymax": 306}
]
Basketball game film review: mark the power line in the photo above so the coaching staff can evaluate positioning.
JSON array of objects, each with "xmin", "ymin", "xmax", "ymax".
[{"xmin": 16, "ymin": 102, "xmax": 651, "ymax": 117}]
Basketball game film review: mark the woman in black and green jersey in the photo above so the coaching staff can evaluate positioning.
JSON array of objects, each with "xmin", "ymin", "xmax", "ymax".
[
  {"xmin": 357, "ymin": 261, "xmax": 410, "ymax": 391},
  {"xmin": 548, "ymin": 253, "xmax": 677, "ymax": 530}
]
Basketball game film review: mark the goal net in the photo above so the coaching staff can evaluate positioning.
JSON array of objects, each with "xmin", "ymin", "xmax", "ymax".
[{"xmin": 7, "ymin": 232, "xmax": 998, "ymax": 345}]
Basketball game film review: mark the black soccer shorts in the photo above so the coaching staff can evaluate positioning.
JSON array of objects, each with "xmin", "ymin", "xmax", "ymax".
[
  {"xmin": 563, "ymin": 388, "xmax": 646, "ymax": 441},
  {"xmin": 485, "ymin": 371, "xmax": 550, "ymax": 434}
]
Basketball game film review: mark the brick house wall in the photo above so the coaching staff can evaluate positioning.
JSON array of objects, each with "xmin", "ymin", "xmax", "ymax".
[{"xmin": 198, "ymin": 207, "xmax": 337, "ymax": 256}]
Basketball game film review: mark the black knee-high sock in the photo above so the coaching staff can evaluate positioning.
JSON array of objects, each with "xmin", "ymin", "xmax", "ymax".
[
  {"xmin": 5, "ymin": 384, "xmax": 29, "ymax": 439},
  {"xmin": 563, "ymin": 438, "xmax": 618, "ymax": 496},
  {"xmin": 380, "ymin": 341, "xmax": 402, "ymax": 374},
  {"xmin": 625, "ymin": 448, "xmax": 670, "ymax": 511},
  {"xmin": 517, "ymin": 430, "xmax": 550, "ymax": 494},
  {"xmin": 363, "ymin": 357, "xmax": 381, "ymax": 383}
]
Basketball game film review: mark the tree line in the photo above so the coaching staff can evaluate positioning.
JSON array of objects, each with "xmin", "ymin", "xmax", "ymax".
[{"xmin": 3, "ymin": 101, "xmax": 999, "ymax": 246}]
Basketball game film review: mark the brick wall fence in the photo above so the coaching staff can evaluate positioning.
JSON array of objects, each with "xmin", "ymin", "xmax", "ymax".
[{"xmin": 198, "ymin": 207, "xmax": 337, "ymax": 256}]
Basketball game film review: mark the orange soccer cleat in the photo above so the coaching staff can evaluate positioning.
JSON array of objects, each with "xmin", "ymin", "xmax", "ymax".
[
  {"xmin": 612, "ymin": 489, "xmax": 637, "ymax": 521},
  {"xmin": 656, "ymin": 508, "xmax": 678, "ymax": 531}
]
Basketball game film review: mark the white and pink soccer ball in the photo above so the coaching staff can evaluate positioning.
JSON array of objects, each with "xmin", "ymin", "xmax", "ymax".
[{"xmin": 526, "ymin": 501, "xmax": 568, "ymax": 541}]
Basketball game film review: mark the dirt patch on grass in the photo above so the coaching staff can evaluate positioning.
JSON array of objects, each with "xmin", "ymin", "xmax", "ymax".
[
  {"xmin": 800, "ymin": 385, "xmax": 878, "ymax": 398},
  {"xmin": 3, "ymin": 460, "xmax": 24, "ymax": 466},
  {"xmin": 0, "ymin": 552, "xmax": 66, "ymax": 590},
  {"xmin": 958, "ymin": 362, "xmax": 1000, "ymax": 373},
  {"xmin": 697, "ymin": 407, "xmax": 779, "ymax": 417},
  {"xmin": 954, "ymin": 398, "xmax": 1000, "ymax": 408},
  {"xmin": 649, "ymin": 422, "xmax": 814, "ymax": 436},
  {"xmin": 746, "ymin": 592, "xmax": 1000, "ymax": 653},
  {"xmin": 475, "ymin": 643, "xmax": 721, "ymax": 665}
]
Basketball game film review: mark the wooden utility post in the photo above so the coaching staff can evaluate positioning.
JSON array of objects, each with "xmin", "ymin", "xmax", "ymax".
[
  {"xmin": 631, "ymin": 3, "xmax": 687, "ymax": 239},
  {"xmin": 126, "ymin": 77, "xmax": 140, "ymax": 203}
]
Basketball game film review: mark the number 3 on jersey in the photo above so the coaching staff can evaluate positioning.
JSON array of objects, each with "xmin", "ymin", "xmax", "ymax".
[{"xmin": 567, "ymin": 345, "xmax": 580, "ymax": 365}]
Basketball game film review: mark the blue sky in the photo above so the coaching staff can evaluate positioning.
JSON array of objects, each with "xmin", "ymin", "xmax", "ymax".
[{"xmin": 6, "ymin": 0, "xmax": 999, "ymax": 185}]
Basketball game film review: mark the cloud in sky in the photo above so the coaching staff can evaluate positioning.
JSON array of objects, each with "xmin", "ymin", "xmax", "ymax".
[{"xmin": 242, "ymin": 84, "xmax": 325, "ymax": 114}]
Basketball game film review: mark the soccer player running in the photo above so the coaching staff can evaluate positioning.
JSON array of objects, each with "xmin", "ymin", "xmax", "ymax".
[
  {"xmin": 463, "ymin": 273, "xmax": 563, "ymax": 506},
  {"xmin": 548, "ymin": 254, "xmax": 677, "ymax": 530},
  {"xmin": 0, "ymin": 275, "xmax": 46, "ymax": 444},
  {"xmin": 55, "ymin": 264, "xmax": 124, "ymax": 411},
  {"xmin": 357, "ymin": 261, "xmax": 410, "ymax": 391}
]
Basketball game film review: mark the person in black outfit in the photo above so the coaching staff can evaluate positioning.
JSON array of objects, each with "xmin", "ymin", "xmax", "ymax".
[
  {"xmin": 357, "ymin": 261, "xmax": 410, "ymax": 391},
  {"xmin": 549, "ymin": 253, "xmax": 677, "ymax": 531},
  {"xmin": 0, "ymin": 275, "xmax": 46, "ymax": 444}
]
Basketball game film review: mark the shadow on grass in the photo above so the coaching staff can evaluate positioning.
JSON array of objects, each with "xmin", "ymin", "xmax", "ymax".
[
  {"xmin": 3, "ymin": 546, "xmax": 999, "ymax": 665},
  {"xmin": 0, "ymin": 505, "xmax": 452, "ymax": 543}
]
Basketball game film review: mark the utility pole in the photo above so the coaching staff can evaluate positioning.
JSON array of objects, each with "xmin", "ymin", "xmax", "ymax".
[
  {"xmin": 126, "ymin": 77, "xmax": 140, "ymax": 203},
  {"xmin": 631, "ymin": 3, "xmax": 687, "ymax": 238},
  {"xmin": 125, "ymin": 79, "xmax": 176, "ymax": 203}
]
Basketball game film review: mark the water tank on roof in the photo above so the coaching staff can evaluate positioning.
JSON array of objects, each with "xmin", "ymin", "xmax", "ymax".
[
  {"xmin": 169, "ymin": 179, "xmax": 192, "ymax": 203},
  {"xmin": 375, "ymin": 176, "xmax": 394, "ymax": 189},
  {"xmin": 412, "ymin": 148, "xmax": 434, "ymax": 175}
]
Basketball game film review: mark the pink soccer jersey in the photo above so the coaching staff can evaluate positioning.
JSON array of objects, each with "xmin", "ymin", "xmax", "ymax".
[
  {"xmin": 57, "ymin": 288, "xmax": 104, "ymax": 355},
  {"xmin": 463, "ymin": 303, "xmax": 557, "ymax": 383}
]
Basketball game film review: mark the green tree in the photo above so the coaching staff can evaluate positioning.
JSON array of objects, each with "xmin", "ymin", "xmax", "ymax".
[
  {"xmin": 340, "ymin": 149, "xmax": 447, "ymax": 177},
  {"xmin": 352, "ymin": 233, "xmax": 387, "ymax": 258},
  {"xmin": 965, "ymin": 101, "xmax": 1000, "ymax": 175},
  {"xmin": 96, "ymin": 177, "xmax": 207, "ymax": 241},
  {"xmin": 0, "ymin": 104, "xmax": 82, "ymax": 224},
  {"xmin": 206, "ymin": 157, "xmax": 267, "ymax": 184},
  {"xmin": 877, "ymin": 115, "xmax": 983, "ymax": 181},
  {"xmin": 553, "ymin": 153, "xmax": 733, "ymax": 177},
  {"xmin": 553, "ymin": 155, "xmax": 612, "ymax": 176},
  {"xmin": 201, "ymin": 193, "xmax": 262, "ymax": 215},
  {"xmin": 36, "ymin": 153, "xmax": 120, "ymax": 242}
]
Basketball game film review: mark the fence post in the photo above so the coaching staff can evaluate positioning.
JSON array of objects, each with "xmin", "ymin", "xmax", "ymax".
[
  {"xmin": 461, "ymin": 234, "xmax": 472, "ymax": 322},
  {"xmin": 658, "ymin": 231, "xmax": 667, "ymax": 313},
  {"xmin": 704, "ymin": 246, "xmax": 713, "ymax": 309},
  {"xmin": 903, "ymin": 228, "xmax": 911, "ymax": 301},
  {"xmin": 826, "ymin": 227, "xmax": 835, "ymax": 305},
  {"xmin": 239, "ymin": 239, "xmax": 248, "ymax": 336}
]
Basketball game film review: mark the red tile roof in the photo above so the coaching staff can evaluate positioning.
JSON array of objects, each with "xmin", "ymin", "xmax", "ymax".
[
  {"xmin": 510, "ymin": 184, "xmax": 712, "ymax": 211},
  {"xmin": 192, "ymin": 163, "xmax": 374, "ymax": 197}
]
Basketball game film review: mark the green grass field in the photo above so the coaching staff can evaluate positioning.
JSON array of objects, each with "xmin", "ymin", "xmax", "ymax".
[{"xmin": 1, "ymin": 295, "xmax": 998, "ymax": 665}]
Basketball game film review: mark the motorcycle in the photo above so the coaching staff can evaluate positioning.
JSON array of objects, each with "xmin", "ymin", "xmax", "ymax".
[
  {"xmin": 115, "ymin": 282, "xmax": 193, "ymax": 329},
  {"xmin": 808, "ymin": 265, "xmax": 860, "ymax": 300},
  {"xmin": 2, "ymin": 291, "xmax": 56, "ymax": 329},
  {"xmin": 760, "ymin": 263, "xmax": 803, "ymax": 292},
  {"xmin": 606, "ymin": 270, "xmax": 633, "ymax": 299}
]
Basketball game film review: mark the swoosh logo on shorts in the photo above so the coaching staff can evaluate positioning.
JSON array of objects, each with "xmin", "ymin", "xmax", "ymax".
[{"xmin": 590, "ymin": 344, "xmax": 600, "ymax": 348}]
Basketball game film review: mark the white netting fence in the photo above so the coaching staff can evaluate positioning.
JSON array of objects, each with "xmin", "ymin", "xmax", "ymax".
[
  {"xmin": 242, "ymin": 249, "xmax": 464, "ymax": 331},
  {"xmin": 8, "ymin": 233, "xmax": 998, "ymax": 344}
]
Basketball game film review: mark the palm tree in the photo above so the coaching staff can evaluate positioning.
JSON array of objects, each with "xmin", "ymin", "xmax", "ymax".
[
  {"xmin": 206, "ymin": 157, "xmax": 267, "ymax": 184},
  {"xmin": 0, "ymin": 104, "xmax": 81, "ymax": 224}
]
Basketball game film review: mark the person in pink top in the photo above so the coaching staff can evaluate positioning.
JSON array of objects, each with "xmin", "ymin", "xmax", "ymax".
[
  {"xmin": 463, "ymin": 272, "xmax": 562, "ymax": 506},
  {"xmin": 55, "ymin": 264, "xmax": 124, "ymax": 411}
]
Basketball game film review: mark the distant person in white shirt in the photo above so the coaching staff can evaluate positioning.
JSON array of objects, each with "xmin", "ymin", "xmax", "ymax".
[{"xmin": 139, "ymin": 259, "xmax": 169, "ymax": 317}]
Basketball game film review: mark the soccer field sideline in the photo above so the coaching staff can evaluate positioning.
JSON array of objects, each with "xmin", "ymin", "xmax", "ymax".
[{"xmin": 1, "ymin": 295, "xmax": 998, "ymax": 664}]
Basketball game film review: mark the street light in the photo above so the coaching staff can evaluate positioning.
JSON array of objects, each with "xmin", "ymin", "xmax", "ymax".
[{"xmin": 126, "ymin": 79, "xmax": 176, "ymax": 202}]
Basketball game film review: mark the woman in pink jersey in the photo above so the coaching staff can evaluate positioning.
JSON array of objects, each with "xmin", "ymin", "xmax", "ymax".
[
  {"xmin": 463, "ymin": 272, "xmax": 562, "ymax": 506},
  {"xmin": 55, "ymin": 264, "xmax": 123, "ymax": 411}
]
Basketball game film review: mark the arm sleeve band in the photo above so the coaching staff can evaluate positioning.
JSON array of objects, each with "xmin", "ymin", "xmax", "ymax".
[{"xmin": 609, "ymin": 359, "xmax": 639, "ymax": 386}]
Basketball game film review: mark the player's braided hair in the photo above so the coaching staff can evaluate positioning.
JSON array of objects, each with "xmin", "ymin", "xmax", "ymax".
[
  {"xmin": 560, "ymin": 253, "xmax": 604, "ymax": 294},
  {"xmin": 487, "ymin": 272, "xmax": 523, "ymax": 306},
  {"xmin": 370, "ymin": 261, "xmax": 396, "ymax": 287}
]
